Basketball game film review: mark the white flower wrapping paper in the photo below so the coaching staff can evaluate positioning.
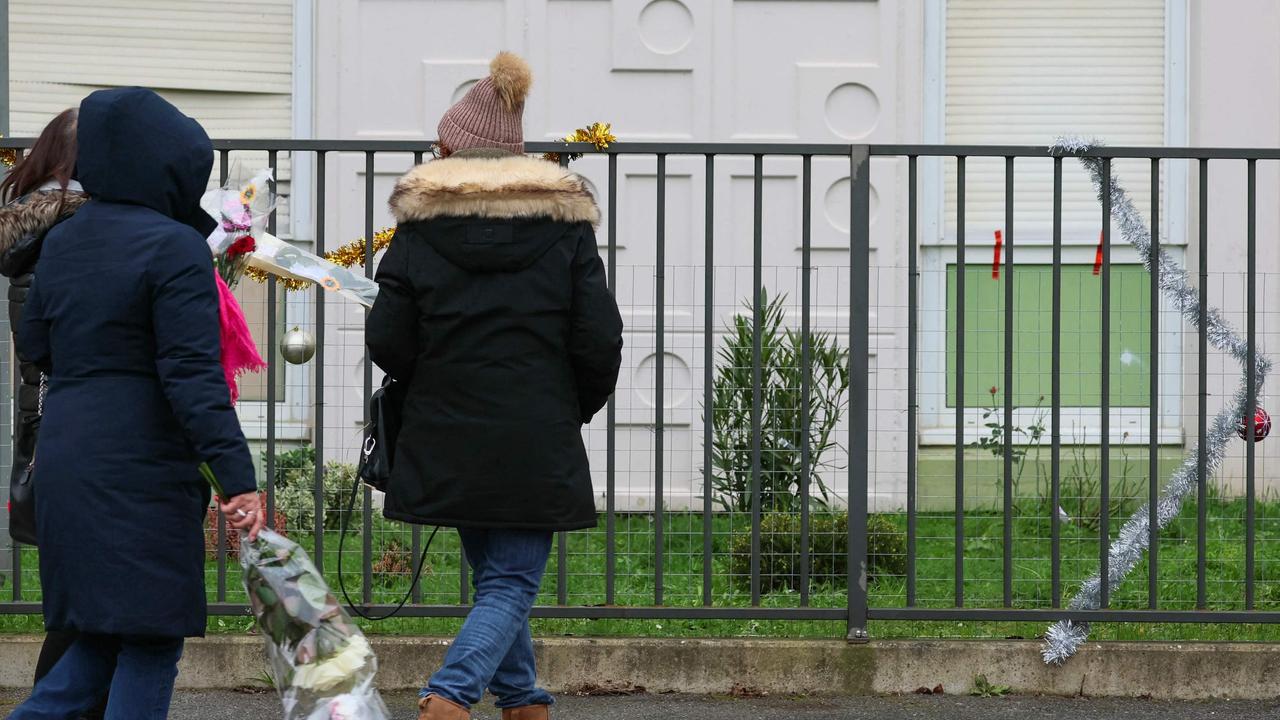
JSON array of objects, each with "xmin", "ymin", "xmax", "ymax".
[
  {"xmin": 202, "ymin": 168, "xmax": 277, "ymax": 254},
  {"xmin": 240, "ymin": 530, "xmax": 390, "ymax": 720},
  {"xmin": 248, "ymin": 231, "xmax": 380, "ymax": 308}
]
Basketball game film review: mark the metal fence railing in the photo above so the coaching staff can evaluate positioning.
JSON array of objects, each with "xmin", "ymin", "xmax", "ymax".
[{"xmin": 4, "ymin": 139, "xmax": 1280, "ymax": 641}]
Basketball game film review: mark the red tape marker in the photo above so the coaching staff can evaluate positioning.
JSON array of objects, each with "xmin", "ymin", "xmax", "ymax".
[
  {"xmin": 1093, "ymin": 230, "xmax": 1104, "ymax": 275},
  {"xmin": 992, "ymin": 229, "xmax": 1003, "ymax": 279}
]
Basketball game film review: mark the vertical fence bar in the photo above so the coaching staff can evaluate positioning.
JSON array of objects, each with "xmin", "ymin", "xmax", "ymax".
[
  {"xmin": 7, "ymin": 241, "xmax": 13, "ymax": 600},
  {"xmin": 906, "ymin": 155, "xmax": 918, "ymax": 607},
  {"xmin": 703, "ymin": 154, "xmax": 715, "ymax": 607},
  {"xmin": 219, "ymin": 152, "xmax": 230, "ymax": 194},
  {"xmin": 1246, "ymin": 158, "xmax": 1257, "ymax": 609},
  {"xmin": 750, "ymin": 153, "xmax": 764, "ymax": 607},
  {"xmin": 847, "ymin": 145, "xmax": 871, "ymax": 640},
  {"xmin": 955, "ymin": 156, "xmax": 966, "ymax": 607},
  {"xmin": 557, "ymin": 155, "xmax": 572, "ymax": 607},
  {"xmin": 1002, "ymin": 156, "xmax": 1015, "ymax": 608},
  {"xmin": 1148, "ymin": 158, "xmax": 1160, "ymax": 608},
  {"xmin": 458, "ymin": 536, "xmax": 468, "ymax": 606},
  {"xmin": 6, "ymin": 124, "xmax": 15, "ymax": 590},
  {"xmin": 1051, "ymin": 156, "xmax": 1062, "ymax": 608},
  {"xmin": 9, "ymin": 461, "xmax": 16, "ymax": 595},
  {"xmin": 10, "ymin": 320, "xmax": 17, "ymax": 598},
  {"xmin": 800, "ymin": 154, "xmax": 813, "ymax": 606},
  {"xmin": 217, "ymin": 149, "xmax": 230, "ymax": 602},
  {"xmin": 4, "ymin": 150, "xmax": 16, "ymax": 602},
  {"xmin": 1197, "ymin": 158, "xmax": 1208, "ymax": 610},
  {"xmin": 8, "ymin": 270, "xmax": 15, "ymax": 596},
  {"xmin": 266, "ymin": 150, "xmax": 278, "ymax": 529},
  {"xmin": 313, "ymin": 151, "xmax": 327, "ymax": 574},
  {"xmin": 1100, "ymin": 158, "xmax": 1111, "ymax": 608},
  {"xmin": 362, "ymin": 151, "xmax": 375, "ymax": 606},
  {"xmin": 408, "ymin": 150, "xmax": 427, "ymax": 606},
  {"xmin": 0, "ymin": 8, "xmax": 10, "ymax": 603},
  {"xmin": 606, "ymin": 153, "xmax": 618, "ymax": 606},
  {"xmin": 458, "ymin": 542, "xmax": 468, "ymax": 607},
  {"xmin": 415, "ymin": 150, "xmax": 439, "ymax": 605},
  {"xmin": 655, "ymin": 153, "xmax": 667, "ymax": 606}
]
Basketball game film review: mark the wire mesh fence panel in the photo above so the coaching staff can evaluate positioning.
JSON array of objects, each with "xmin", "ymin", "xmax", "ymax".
[{"xmin": 4, "ymin": 139, "xmax": 1280, "ymax": 638}]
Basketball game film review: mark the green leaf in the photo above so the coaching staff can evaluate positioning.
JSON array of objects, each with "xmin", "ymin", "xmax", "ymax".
[
  {"xmin": 199, "ymin": 462, "xmax": 224, "ymax": 499},
  {"xmin": 706, "ymin": 288, "xmax": 850, "ymax": 514},
  {"xmin": 970, "ymin": 675, "xmax": 1011, "ymax": 697}
]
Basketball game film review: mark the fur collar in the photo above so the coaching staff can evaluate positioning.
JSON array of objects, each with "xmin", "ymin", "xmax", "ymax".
[
  {"xmin": 0, "ymin": 190, "xmax": 88, "ymax": 255},
  {"xmin": 389, "ymin": 155, "xmax": 599, "ymax": 227}
]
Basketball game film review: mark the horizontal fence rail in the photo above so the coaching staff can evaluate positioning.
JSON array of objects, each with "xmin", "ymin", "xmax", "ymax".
[{"xmin": 1, "ymin": 139, "xmax": 1278, "ymax": 639}]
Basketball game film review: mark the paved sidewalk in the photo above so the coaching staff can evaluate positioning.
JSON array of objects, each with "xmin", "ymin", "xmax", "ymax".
[{"xmin": 4, "ymin": 689, "xmax": 1280, "ymax": 719}]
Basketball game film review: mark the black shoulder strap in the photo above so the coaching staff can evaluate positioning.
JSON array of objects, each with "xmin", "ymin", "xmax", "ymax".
[{"xmin": 337, "ymin": 470, "xmax": 438, "ymax": 621}]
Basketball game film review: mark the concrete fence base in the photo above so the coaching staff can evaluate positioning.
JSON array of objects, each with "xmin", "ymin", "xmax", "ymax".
[{"xmin": 2, "ymin": 636, "xmax": 1278, "ymax": 700}]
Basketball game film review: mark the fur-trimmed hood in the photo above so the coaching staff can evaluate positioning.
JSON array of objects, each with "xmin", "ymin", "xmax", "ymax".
[
  {"xmin": 389, "ymin": 155, "xmax": 599, "ymax": 227},
  {"xmin": 0, "ymin": 189, "xmax": 88, "ymax": 257}
]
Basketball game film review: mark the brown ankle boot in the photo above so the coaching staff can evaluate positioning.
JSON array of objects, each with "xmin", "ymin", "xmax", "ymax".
[
  {"xmin": 502, "ymin": 706, "xmax": 550, "ymax": 720},
  {"xmin": 419, "ymin": 695, "xmax": 470, "ymax": 720}
]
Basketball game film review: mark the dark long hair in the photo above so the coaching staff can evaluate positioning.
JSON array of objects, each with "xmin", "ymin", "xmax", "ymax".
[{"xmin": 0, "ymin": 108, "xmax": 78, "ymax": 204}]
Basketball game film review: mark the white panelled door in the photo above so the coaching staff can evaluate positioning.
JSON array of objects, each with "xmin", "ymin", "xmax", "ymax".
[{"xmin": 317, "ymin": 0, "xmax": 913, "ymax": 511}]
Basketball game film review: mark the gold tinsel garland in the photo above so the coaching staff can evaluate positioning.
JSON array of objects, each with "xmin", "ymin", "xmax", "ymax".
[
  {"xmin": 244, "ymin": 265, "xmax": 310, "ymax": 291},
  {"xmin": 0, "ymin": 135, "xmax": 18, "ymax": 169},
  {"xmin": 325, "ymin": 227, "xmax": 397, "ymax": 268},
  {"xmin": 543, "ymin": 122, "xmax": 617, "ymax": 164},
  {"xmin": 248, "ymin": 123, "xmax": 616, "ymax": 291}
]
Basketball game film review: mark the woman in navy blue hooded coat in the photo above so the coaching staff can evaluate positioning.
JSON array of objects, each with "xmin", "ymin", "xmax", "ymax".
[{"xmin": 7, "ymin": 88, "xmax": 264, "ymax": 720}]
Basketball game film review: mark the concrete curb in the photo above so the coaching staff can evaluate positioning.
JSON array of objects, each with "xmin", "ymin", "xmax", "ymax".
[{"xmin": 2, "ymin": 635, "xmax": 1279, "ymax": 700}]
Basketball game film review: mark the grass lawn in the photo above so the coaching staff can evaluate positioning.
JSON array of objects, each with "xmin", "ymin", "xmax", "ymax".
[{"xmin": 6, "ymin": 479, "xmax": 1280, "ymax": 643}]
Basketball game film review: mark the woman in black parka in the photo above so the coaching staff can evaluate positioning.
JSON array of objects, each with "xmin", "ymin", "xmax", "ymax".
[
  {"xmin": 6, "ymin": 87, "xmax": 263, "ymax": 720},
  {"xmin": 367, "ymin": 54, "xmax": 623, "ymax": 720}
]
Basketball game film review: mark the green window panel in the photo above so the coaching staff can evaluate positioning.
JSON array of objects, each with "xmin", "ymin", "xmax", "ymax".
[{"xmin": 945, "ymin": 264, "xmax": 1152, "ymax": 408}]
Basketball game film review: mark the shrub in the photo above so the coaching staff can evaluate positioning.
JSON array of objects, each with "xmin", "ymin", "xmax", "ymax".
[
  {"xmin": 269, "ymin": 445, "xmax": 317, "ymax": 492},
  {"xmin": 265, "ymin": 445, "xmax": 363, "ymax": 533},
  {"xmin": 707, "ymin": 289, "xmax": 849, "ymax": 514},
  {"xmin": 728, "ymin": 512, "xmax": 905, "ymax": 594},
  {"xmin": 273, "ymin": 460, "xmax": 363, "ymax": 533}
]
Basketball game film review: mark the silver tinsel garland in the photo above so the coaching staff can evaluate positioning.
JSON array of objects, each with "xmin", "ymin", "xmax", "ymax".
[{"xmin": 1040, "ymin": 137, "xmax": 1271, "ymax": 665}]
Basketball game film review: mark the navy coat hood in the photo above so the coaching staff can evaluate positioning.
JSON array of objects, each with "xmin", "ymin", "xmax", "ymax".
[{"xmin": 76, "ymin": 87, "xmax": 216, "ymax": 235}]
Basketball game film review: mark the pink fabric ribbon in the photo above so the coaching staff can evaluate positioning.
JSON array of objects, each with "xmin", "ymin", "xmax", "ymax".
[{"xmin": 214, "ymin": 271, "xmax": 267, "ymax": 404}]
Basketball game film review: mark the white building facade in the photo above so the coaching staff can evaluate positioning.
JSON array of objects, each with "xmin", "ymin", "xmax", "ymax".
[{"xmin": 7, "ymin": 0, "xmax": 1280, "ymax": 517}]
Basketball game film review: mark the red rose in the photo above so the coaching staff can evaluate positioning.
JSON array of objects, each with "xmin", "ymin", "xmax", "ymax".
[{"xmin": 227, "ymin": 235, "xmax": 257, "ymax": 259}]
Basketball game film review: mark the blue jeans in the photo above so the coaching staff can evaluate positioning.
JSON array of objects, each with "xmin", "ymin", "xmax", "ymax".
[
  {"xmin": 424, "ymin": 528, "xmax": 555, "ymax": 710},
  {"xmin": 7, "ymin": 635, "xmax": 183, "ymax": 720}
]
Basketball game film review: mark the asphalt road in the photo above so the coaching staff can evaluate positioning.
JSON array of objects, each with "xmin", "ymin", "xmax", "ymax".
[{"xmin": 4, "ymin": 689, "xmax": 1279, "ymax": 720}]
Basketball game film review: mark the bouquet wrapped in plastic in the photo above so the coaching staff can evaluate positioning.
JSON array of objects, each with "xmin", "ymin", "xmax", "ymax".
[
  {"xmin": 246, "ymin": 231, "xmax": 380, "ymax": 308},
  {"xmin": 199, "ymin": 166, "xmax": 380, "ymax": 308},
  {"xmin": 203, "ymin": 466, "xmax": 390, "ymax": 720},
  {"xmin": 202, "ymin": 168, "xmax": 277, "ymax": 288},
  {"xmin": 242, "ymin": 529, "xmax": 390, "ymax": 720}
]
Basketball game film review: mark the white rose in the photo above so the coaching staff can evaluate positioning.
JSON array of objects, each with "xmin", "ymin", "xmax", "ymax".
[{"xmin": 292, "ymin": 634, "xmax": 373, "ymax": 692}]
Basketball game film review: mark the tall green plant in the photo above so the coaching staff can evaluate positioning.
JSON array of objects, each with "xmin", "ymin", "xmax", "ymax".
[{"xmin": 707, "ymin": 289, "xmax": 850, "ymax": 513}]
